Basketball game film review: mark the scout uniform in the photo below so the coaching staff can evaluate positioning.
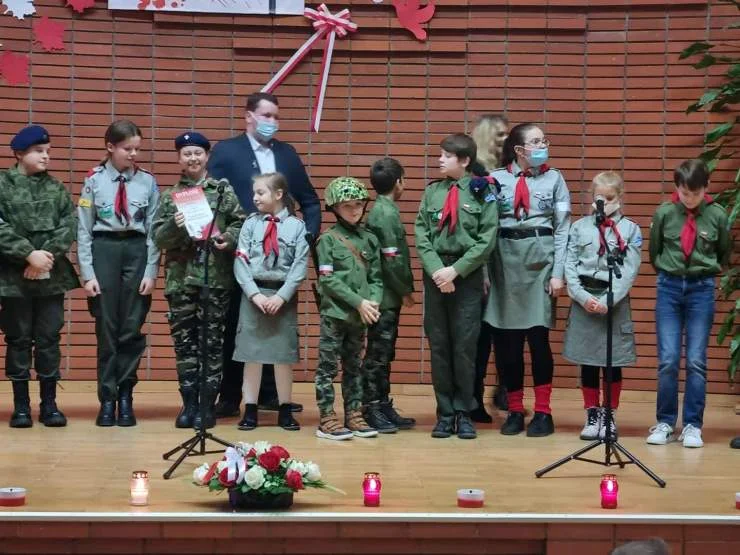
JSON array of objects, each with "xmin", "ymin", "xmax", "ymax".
[
  {"xmin": 77, "ymin": 155, "xmax": 160, "ymax": 426},
  {"xmin": 152, "ymin": 132, "xmax": 245, "ymax": 429},
  {"xmin": 414, "ymin": 173, "xmax": 499, "ymax": 439},
  {"xmin": 0, "ymin": 126, "xmax": 79, "ymax": 428},
  {"xmin": 315, "ymin": 177, "xmax": 383, "ymax": 441},
  {"xmin": 563, "ymin": 212, "xmax": 642, "ymax": 439},
  {"xmin": 361, "ymin": 194, "xmax": 416, "ymax": 432},
  {"xmin": 483, "ymin": 161, "xmax": 570, "ymax": 436},
  {"xmin": 647, "ymin": 192, "xmax": 730, "ymax": 445}
]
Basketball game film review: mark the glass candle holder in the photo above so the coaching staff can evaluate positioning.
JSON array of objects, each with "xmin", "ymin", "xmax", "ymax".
[
  {"xmin": 362, "ymin": 472, "xmax": 381, "ymax": 507},
  {"xmin": 600, "ymin": 474, "xmax": 618, "ymax": 509},
  {"xmin": 130, "ymin": 470, "xmax": 149, "ymax": 506}
]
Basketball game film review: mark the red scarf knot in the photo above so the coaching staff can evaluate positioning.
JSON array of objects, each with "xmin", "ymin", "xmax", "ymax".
[
  {"xmin": 670, "ymin": 190, "xmax": 712, "ymax": 260},
  {"xmin": 114, "ymin": 175, "xmax": 130, "ymax": 225},
  {"xmin": 598, "ymin": 218, "xmax": 627, "ymax": 256},
  {"xmin": 437, "ymin": 183, "xmax": 459, "ymax": 234},
  {"xmin": 509, "ymin": 164, "xmax": 549, "ymax": 219},
  {"xmin": 263, "ymin": 215, "xmax": 281, "ymax": 258}
]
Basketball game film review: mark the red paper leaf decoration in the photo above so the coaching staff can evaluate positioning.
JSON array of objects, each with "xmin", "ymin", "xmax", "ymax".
[
  {"xmin": 34, "ymin": 17, "xmax": 66, "ymax": 52},
  {"xmin": 0, "ymin": 51, "xmax": 30, "ymax": 85},
  {"xmin": 66, "ymin": 0, "xmax": 95, "ymax": 13},
  {"xmin": 391, "ymin": 0, "xmax": 435, "ymax": 42}
]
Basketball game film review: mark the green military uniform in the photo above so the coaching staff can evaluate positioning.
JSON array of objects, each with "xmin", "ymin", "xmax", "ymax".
[
  {"xmin": 414, "ymin": 174, "xmax": 499, "ymax": 418},
  {"xmin": 0, "ymin": 166, "xmax": 80, "ymax": 382},
  {"xmin": 315, "ymin": 222, "xmax": 383, "ymax": 416},
  {"xmin": 361, "ymin": 195, "xmax": 414, "ymax": 404},
  {"xmin": 152, "ymin": 175, "xmax": 245, "ymax": 403}
]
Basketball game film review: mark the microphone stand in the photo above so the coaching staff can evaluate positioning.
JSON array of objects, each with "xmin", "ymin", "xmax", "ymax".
[
  {"xmin": 535, "ymin": 206, "xmax": 665, "ymax": 488},
  {"xmin": 163, "ymin": 179, "xmax": 235, "ymax": 479}
]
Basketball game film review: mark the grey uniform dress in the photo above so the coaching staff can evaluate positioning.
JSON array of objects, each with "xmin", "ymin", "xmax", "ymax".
[
  {"xmin": 484, "ymin": 162, "xmax": 571, "ymax": 330},
  {"xmin": 233, "ymin": 209, "xmax": 309, "ymax": 364},
  {"xmin": 562, "ymin": 213, "xmax": 642, "ymax": 367}
]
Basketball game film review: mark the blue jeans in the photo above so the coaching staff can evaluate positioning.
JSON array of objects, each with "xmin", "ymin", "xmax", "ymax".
[{"xmin": 655, "ymin": 272, "xmax": 716, "ymax": 428}]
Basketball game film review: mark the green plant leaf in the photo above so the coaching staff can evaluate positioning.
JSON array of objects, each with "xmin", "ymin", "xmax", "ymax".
[
  {"xmin": 705, "ymin": 121, "xmax": 735, "ymax": 143},
  {"xmin": 680, "ymin": 41, "xmax": 714, "ymax": 59},
  {"xmin": 694, "ymin": 54, "xmax": 717, "ymax": 69},
  {"xmin": 718, "ymin": 311, "xmax": 735, "ymax": 344}
]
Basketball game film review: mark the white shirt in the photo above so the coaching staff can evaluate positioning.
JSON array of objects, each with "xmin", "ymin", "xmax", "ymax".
[{"xmin": 247, "ymin": 133, "xmax": 276, "ymax": 174}]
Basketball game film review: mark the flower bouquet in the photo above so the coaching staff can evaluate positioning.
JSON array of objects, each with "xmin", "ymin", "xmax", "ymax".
[{"xmin": 193, "ymin": 441, "xmax": 340, "ymax": 509}]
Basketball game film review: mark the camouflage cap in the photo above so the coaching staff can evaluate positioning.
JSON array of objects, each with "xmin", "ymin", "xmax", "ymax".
[{"xmin": 324, "ymin": 176, "xmax": 370, "ymax": 207}]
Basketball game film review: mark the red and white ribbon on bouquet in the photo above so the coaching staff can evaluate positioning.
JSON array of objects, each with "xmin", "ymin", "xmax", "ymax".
[{"xmin": 261, "ymin": 4, "xmax": 358, "ymax": 133}]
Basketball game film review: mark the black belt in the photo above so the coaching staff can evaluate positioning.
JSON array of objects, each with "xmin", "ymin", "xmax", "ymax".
[
  {"xmin": 254, "ymin": 280, "xmax": 284, "ymax": 289},
  {"xmin": 92, "ymin": 230, "xmax": 145, "ymax": 239},
  {"xmin": 499, "ymin": 227, "xmax": 553, "ymax": 240},
  {"xmin": 580, "ymin": 276, "xmax": 608, "ymax": 289}
]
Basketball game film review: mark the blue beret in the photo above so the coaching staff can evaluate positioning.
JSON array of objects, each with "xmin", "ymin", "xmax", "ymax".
[
  {"xmin": 175, "ymin": 131, "xmax": 210, "ymax": 152},
  {"xmin": 10, "ymin": 125, "xmax": 51, "ymax": 151}
]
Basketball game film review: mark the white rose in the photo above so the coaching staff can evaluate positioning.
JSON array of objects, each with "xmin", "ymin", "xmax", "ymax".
[
  {"xmin": 253, "ymin": 440, "xmax": 272, "ymax": 456},
  {"xmin": 192, "ymin": 463, "xmax": 210, "ymax": 485},
  {"xmin": 244, "ymin": 465, "xmax": 266, "ymax": 490},
  {"xmin": 305, "ymin": 462, "xmax": 321, "ymax": 482},
  {"xmin": 236, "ymin": 442, "xmax": 253, "ymax": 456},
  {"xmin": 288, "ymin": 461, "xmax": 306, "ymax": 476}
]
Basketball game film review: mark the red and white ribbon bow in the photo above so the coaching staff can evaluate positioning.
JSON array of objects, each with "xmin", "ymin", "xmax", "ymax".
[{"xmin": 261, "ymin": 4, "xmax": 358, "ymax": 132}]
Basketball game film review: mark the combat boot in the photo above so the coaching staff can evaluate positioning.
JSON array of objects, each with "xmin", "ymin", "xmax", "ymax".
[
  {"xmin": 175, "ymin": 387, "xmax": 199, "ymax": 428},
  {"xmin": 117, "ymin": 381, "xmax": 137, "ymax": 427},
  {"xmin": 364, "ymin": 401, "xmax": 398, "ymax": 434},
  {"xmin": 39, "ymin": 379, "xmax": 67, "ymax": 427},
  {"xmin": 193, "ymin": 391, "xmax": 217, "ymax": 429},
  {"xmin": 379, "ymin": 398, "xmax": 415, "ymax": 429},
  {"xmin": 10, "ymin": 381, "xmax": 32, "ymax": 428}
]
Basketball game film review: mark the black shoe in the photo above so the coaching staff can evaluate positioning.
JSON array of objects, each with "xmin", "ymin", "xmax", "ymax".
[
  {"xmin": 96, "ymin": 400, "xmax": 116, "ymax": 427},
  {"xmin": 431, "ymin": 416, "xmax": 455, "ymax": 438},
  {"xmin": 379, "ymin": 398, "xmax": 415, "ymax": 429},
  {"xmin": 470, "ymin": 406, "xmax": 493, "ymax": 424},
  {"xmin": 364, "ymin": 402, "xmax": 398, "ymax": 434},
  {"xmin": 500, "ymin": 411, "xmax": 525, "ymax": 435},
  {"xmin": 175, "ymin": 388, "xmax": 199, "ymax": 429},
  {"xmin": 731, "ymin": 436, "xmax": 740, "ymax": 449},
  {"xmin": 456, "ymin": 412, "xmax": 477, "ymax": 439},
  {"xmin": 258, "ymin": 399, "xmax": 303, "ymax": 413},
  {"xmin": 39, "ymin": 379, "xmax": 67, "ymax": 427},
  {"xmin": 493, "ymin": 385, "xmax": 508, "ymax": 411},
  {"xmin": 527, "ymin": 412, "xmax": 555, "ymax": 437},
  {"xmin": 10, "ymin": 381, "xmax": 32, "ymax": 428},
  {"xmin": 214, "ymin": 399, "xmax": 241, "ymax": 418},
  {"xmin": 237, "ymin": 404, "xmax": 258, "ymax": 431},
  {"xmin": 277, "ymin": 403, "xmax": 300, "ymax": 431},
  {"xmin": 117, "ymin": 382, "xmax": 136, "ymax": 427}
]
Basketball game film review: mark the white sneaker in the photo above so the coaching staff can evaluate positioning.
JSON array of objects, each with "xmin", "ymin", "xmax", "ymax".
[
  {"xmin": 598, "ymin": 408, "xmax": 618, "ymax": 440},
  {"xmin": 679, "ymin": 424, "xmax": 704, "ymax": 448},
  {"xmin": 580, "ymin": 408, "xmax": 601, "ymax": 440},
  {"xmin": 646, "ymin": 422, "xmax": 674, "ymax": 445}
]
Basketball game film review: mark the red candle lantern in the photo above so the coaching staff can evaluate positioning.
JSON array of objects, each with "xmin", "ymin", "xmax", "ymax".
[
  {"xmin": 600, "ymin": 474, "xmax": 618, "ymax": 509},
  {"xmin": 362, "ymin": 472, "xmax": 381, "ymax": 507}
]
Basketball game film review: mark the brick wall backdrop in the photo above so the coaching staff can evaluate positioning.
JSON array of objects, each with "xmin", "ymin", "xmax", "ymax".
[{"xmin": 0, "ymin": 0, "xmax": 736, "ymax": 393}]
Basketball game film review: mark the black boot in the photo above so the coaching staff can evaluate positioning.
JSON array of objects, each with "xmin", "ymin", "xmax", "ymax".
[
  {"xmin": 379, "ymin": 398, "xmax": 415, "ymax": 429},
  {"xmin": 117, "ymin": 382, "xmax": 136, "ymax": 427},
  {"xmin": 175, "ymin": 388, "xmax": 199, "ymax": 429},
  {"xmin": 193, "ymin": 393, "xmax": 217, "ymax": 430},
  {"xmin": 237, "ymin": 403, "xmax": 258, "ymax": 431},
  {"xmin": 277, "ymin": 403, "xmax": 300, "ymax": 431},
  {"xmin": 526, "ymin": 412, "xmax": 555, "ymax": 437},
  {"xmin": 96, "ymin": 400, "xmax": 116, "ymax": 427},
  {"xmin": 364, "ymin": 402, "xmax": 398, "ymax": 434},
  {"xmin": 500, "ymin": 411, "xmax": 525, "ymax": 435},
  {"xmin": 493, "ymin": 385, "xmax": 508, "ymax": 411},
  {"xmin": 39, "ymin": 379, "xmax": 67, "ymax": 427},
  {"xmin": 10, "ymin": 381, "xmax": 32, "ymax": 428}
]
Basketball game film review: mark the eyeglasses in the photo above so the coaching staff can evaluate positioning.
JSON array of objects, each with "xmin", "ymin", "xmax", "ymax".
[{"xmin": 524, "ymin": 138, "xmax": 550, "ymax": 148}]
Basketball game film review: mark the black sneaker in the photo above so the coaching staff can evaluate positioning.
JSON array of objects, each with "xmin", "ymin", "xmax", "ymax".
[
  {"xmin": 731, "ymin": 436, "xmax": 740, "ymax": 449},
  {"xmin": 364, "ymin": 403, "xmax": 398, "ymax": 434},
  {"xmin": 527, "ymin": 412, "xmax": 555, "ymax": 437},
  {"xmin": 470, "ymin": 406, "xmax": 493, "ymax": 424},
  {"xmin": 431, "ymin": 416, "xmax": 455, "ymax": 438},
  {"xmin": 379, "ymin": 399, "xmax": 415, "ymax": 429},
  {"xmin": 500, "ymin": 411, "xmax": 525, "ymax": 435},
  {"xmin": 456, "ymin": 413, "xmax": 477, "ymax": 439}
]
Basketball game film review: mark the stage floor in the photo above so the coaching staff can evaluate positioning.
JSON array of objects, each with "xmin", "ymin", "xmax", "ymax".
[{"xmin": 0, "ymin": 382, "xmax": 738, "ymax": 522}]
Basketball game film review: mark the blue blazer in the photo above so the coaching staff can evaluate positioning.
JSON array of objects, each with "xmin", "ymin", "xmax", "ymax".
[{"xmin": 206, "ymin": 133, "xmax": 321, "ymax": 236}]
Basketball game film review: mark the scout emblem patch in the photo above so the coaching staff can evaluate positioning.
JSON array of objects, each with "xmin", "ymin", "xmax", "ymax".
[
  {"xmin": 78, "ymin": 198, "xmax": 92, "ymax": 208},
  {"xmin": 98, "ymin": 205, "xmax": 113, "ymax": 218},
  {"xmin": 381, "ymin": 246, "xmax": 399, "ymax": 258},
  {"xmin": 318, "ymin": 264, "xmax": 334, "ymax": 275}
]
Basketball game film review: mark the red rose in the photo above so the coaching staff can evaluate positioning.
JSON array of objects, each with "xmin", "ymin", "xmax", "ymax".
[
  {"xmin": 246, "ymin": 448, "xmax": 256, "ymax": 458},
  {"xmin": 217, "ymin": 466, "xmax": 237, "ymax": 488},
  {"xmin": 257, "ymin": 451, "xmax": 281, "ymax": 473},
  {"xmin": 285, "ymin": 469, "xmax": 304, "ymax": 491},
  {"xmin": 202, "ymin": 462, "xmax": 218, "ymax": 484},
  {"xmin": 269, "ymin": 445, "xmax": 290, "ymax": 460}
]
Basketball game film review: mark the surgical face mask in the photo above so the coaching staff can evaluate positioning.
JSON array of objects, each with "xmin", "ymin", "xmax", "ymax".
[
  {"xmin": 255, "ymin": 119, "xmax": 278, "ymax": 141},
  {"xmin": 526, "ymin": 147, "xmax": 549, "ymax": 167}
]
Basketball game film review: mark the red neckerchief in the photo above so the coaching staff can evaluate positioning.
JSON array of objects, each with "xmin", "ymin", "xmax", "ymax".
[
  {"xmin": 437, "ymin": 183, "xmax": 459, "ymax": 234},
  {"xmin": 598, "ymin": 217, "xmax": 626, "ymax": 256},
  {"xmin": 114, "ymin": 175, "xmax": 130, "ymax": 225},
  {"xmin": 263, "ymin": 215, "xmax": 280, "ymax": 258},
  {"xmin": 671, "ymin": 190, "xmax": 713, "ymax": 260},
  {"xmin": 508, "ymin": 163, "xmax": 549, "ymax": 219}
]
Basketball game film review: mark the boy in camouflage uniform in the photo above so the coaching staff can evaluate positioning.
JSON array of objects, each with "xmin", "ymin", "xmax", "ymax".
[
  {"xmin": 0, "ymin": 125, "xmax": 80, "ymax": 428},
  {"xmin": 152, "ymin": 132, "xmax": 245, "ymax": 429},
  {"xmin": 315, "ymin": 177, "xmax": 384, "ymax": 441},
  {"xmin": 361, "ymin": 158, "xmax": 416, "ymax": 433}
]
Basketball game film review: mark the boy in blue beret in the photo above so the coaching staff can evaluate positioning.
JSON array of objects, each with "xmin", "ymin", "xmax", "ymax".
[{"xmin": 0, "ymin": 125, "xmax": 80, "ymax": 428}]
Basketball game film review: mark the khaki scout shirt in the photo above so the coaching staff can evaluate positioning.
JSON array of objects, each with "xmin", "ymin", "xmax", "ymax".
[
  {"xmin": 152, "ymin": 175, "xmax": 245, "ymax": 296},
  {"xmin": 649, "ymin": 200, "xmax": 731, "ymax": 277},
  {"xmin": 316, "ymin": 222, "xmax": 383, "ymax": 327},
  {"xmin": 564, "ymin": 213, "xmax": 642, "ymax": 308},
  {"xmin": 414, "ymin": 174, "xmax": 499, "ymax": 278},
  {"xmin": 366, "ymin": 195, "xmax": 414, "ymax": 310},
  {"xmin": 77, "ymin": 160, "xmax": 161, "ymax": 282},
  {"xmin": 234, "ymin": 208, "xmax": 309, "ymax": 303}
]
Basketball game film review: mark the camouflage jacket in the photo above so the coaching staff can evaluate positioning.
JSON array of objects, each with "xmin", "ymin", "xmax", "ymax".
[
  {"xmin": 0, "ymin": 166, "xmax": 80, "ymax": 297},
  {"xmin": 152, "ymin": 175, "xmax": 245, "ymax": 296}
]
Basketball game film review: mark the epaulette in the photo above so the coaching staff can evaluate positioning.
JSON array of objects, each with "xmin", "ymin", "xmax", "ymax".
[
  {"xmin": 246, "ymin": 211, "xmax": 261, "ymax": 220},
  {"xmin": 133, "ymin": 165, "xmax": 153, "ymax": 176},
  {"xmin": 86, "ymin": 166, "xmax": 104, "ymax": 178}
]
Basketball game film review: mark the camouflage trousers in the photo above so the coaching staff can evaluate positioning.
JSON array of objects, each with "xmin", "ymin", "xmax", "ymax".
[
  {"xmin": 166, "ymin": 286, "xmax": 231, "ymax": 394},
  {"xmin": 361, "ymin": 307, "xmax": 400, "ymax": 404},
  {"xmin": 315, "ymin": 315, "xmax": 366, "ymax": 417}
]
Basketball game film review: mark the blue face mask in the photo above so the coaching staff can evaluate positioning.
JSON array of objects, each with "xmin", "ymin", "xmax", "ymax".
[
  {"xmin": 255, "ymin": 120, "xmax": 278, "ymax": 141},
  {"xmin": 527, "ymin": 147, "xmax": 549, "ymax": 167}
]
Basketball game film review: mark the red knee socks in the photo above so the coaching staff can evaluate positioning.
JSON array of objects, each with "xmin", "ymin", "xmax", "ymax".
[{"xmin": 533, "ymin": 384, "xmax": 552, "ymax": 414}]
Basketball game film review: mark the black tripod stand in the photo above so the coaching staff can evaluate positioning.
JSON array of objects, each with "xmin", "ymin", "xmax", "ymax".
[
  {"xmin": 163, "ymin": 179, "xmax": 235, "ymax": 479},
  {"xmin": 535, "ymin": 205, "xmax": 666, "ymax": 488}
]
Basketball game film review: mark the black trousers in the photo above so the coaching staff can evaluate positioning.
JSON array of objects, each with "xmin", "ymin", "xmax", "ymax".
[
  {"xmin": 581, "ymin": 365, "xmax": 623, "ymax": 387},
  {"xmin": 491, "ymin": 326, "xmax": 553, "ymax": 392},
  {"xmin": 0, "ymin": 294, "xmax": 65, "ymax": 381},
  {"xmin": 219, "ymin": 288, "xmax": 277, "ymax": 405}
]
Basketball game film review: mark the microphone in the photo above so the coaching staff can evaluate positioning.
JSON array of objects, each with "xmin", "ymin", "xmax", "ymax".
[
  {"xmin": 215, "ymin": 178, "xmax": 229, "ymax": 195},
  {"xmin": 594, "ymin": 195, "xmax": 606, "ymax": 224}
]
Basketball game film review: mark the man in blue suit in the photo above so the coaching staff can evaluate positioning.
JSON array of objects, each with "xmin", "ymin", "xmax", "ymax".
[{"xmin": 207, "ymin": 92, "xmax": 321, "ymax": 417}]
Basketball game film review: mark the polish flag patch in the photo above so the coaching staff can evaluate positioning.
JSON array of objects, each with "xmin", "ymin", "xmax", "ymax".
[
  {"xmin": 235, "ymin": 249, "xmax": 249, "ymax": 262},
  {"xmin": 318, "ymin": 264, "xmax": 334, "ymax": 276},
  {"xmin": 381, "ymin": 246, "xmax": 399, "ymax": 257}
]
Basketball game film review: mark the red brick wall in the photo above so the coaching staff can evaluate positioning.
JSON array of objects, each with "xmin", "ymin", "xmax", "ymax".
[{"xmin": 0, "ymin": 0, "xmax": 736, "ymax": 393}]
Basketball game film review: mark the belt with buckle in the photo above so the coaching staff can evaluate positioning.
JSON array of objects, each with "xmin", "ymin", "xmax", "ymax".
[
  {"xmin": 92, "ymin": 230, "xmax": 145, "ymax": 239},
  {"xmin": 499, "ymin": 227, "xmax": 553, "ymax": 240},
  {"xmin": 254, "ymin": 280, "xmax": 285, "ymax": 289},
  {"xmin": 580, "ymin": 276, "xmax": 608, "ymax": 289}
]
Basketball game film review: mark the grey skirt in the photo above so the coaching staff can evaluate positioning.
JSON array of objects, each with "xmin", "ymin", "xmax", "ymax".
[{"xmin": 232, "ymin": 286, "xmax": 299, "ymax": 364}]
